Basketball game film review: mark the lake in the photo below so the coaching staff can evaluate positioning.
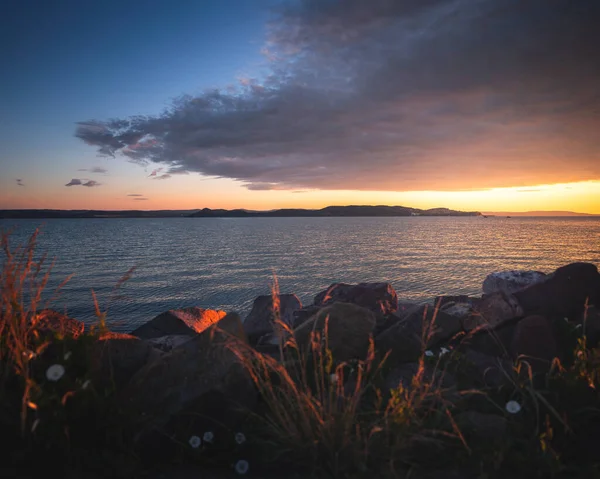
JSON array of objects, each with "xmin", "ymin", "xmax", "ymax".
[{"xmin": 1, "ymin": 216, "xmax": 599, "ymax": 332}]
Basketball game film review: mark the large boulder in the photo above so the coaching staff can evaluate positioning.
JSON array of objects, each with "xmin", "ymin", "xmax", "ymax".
[
  {"xmin": 33, "ymin": 309, "xmax": 84, "ymax": 338},
  {"xmin": 243, "ymin": 294, "xmax": 302, "ymax": 343},
  {"xmin": 510, "ymin": 315, "xmax": 558, "ymax": 373},
  {"xmin": 90, "ymin": 333, "xmax": 160, "ymax": 390},
  {"xmin": 376, "ymin": 305, "xmax": 462, "ymax": 364},
  {"xmin": 313, "ymin": 282, "xmax": 398, "ymax": 316},
  {"xmin": 514, "ymin": 262, "xmax": 600, "ymax": 320},
  {"xmin": 482, "ymin": 270, "xmax": 547, "ymax": 295},
  {"xmin": 124, "ymin": 325, "xmax": 255, "ymax": 431},
  {"xmin": 130, "ymin": 307, "xmax": 227, "ymax": 339},
  {"xmin": 464, "ymin": 291, "xmax": 523, "ymax": 331},
  {"xmin": 293, "ymin": 302, "xmax": 376, "ymax": 361}
]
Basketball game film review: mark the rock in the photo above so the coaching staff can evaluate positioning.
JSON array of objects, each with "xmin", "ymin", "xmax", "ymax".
[
  {"xmin": 33, "ymin": 309, "xmax": 84, "ymax": 338},
  {"xmin": 514, "ymin": 262, "xmax": 600, "ymax": 320},
  {"xmin": 464, "ymin": 291, "xmax": 523, "ymax": 331},
  {"xmin": 454, "ymin": 411, "xmax": 507, "ymax": 441},
  {"xmin": 462, "ymin": 350, "xmax": 514, "ymax": 388},
  {"xmin": 146, "ymin": 335, "xmax": 193, "ymax": 353},
  {"xmin": 482, "ymin": 270, "xmax": 547, "ymax": 295},
  {"xmin": 293, "ymin": 302, "xmax": 376, "ymax": 361},
  {"xmin": 124, "ymin": 327, "xmax": 255, "ymax": 431},
  {"xmin": 376, "ymin": 305, "xmax": 462, "ymax": 364},
  {"xmin": 215, "ymin": 312, "xmax": 247, "ymax": 342},
  {"xmin": 434, "ymin": 295, "xmax": 479, "ymax": 309},
  {"xmin": 243, "ymin": 294, "xmax": 302, "ymax": 344},
  {"xmin": 293, "ymin": 304, "xmax": 322, "ymax": 329},
  {"xmin": 130, "ymin": 307, "xmax": 227, "ymax": 339},
  {"xmin": 462, "ymin": 322, "xmax": 517, "ymax": 358},
  {"xmin": 510, "ymin": 315, "xmax": 558, "ymax": 373},
  {"xmin": 90, "ymin": 334, "xmax": 160, "ymax": 390},
  {"xmin": 313, "ymin": 282, "xmax": 398, "ymax": 316}
]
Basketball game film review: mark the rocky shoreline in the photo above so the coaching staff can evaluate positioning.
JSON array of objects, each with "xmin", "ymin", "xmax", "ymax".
[{"xmin": 6, "ymin": 261, "xmax": 600, "ymax": 477}]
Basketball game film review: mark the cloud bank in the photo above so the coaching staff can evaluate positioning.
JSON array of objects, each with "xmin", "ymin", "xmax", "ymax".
[
  {"xmin": 16, "ymin": 179, "xmax": 24, "ymax": 187},
  {"xmin": 76, "ymin": 0, "xmax": 600, "ymax": 191}
]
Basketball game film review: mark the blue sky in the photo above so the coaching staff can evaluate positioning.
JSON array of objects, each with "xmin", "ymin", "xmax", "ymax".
[
  {"xmin": 1, "ymin": 0, "xmax": 599, "ymax": 213},
  {"xmin": 1, "ymin": 0, "xmax": 268, "ymax": 196}
]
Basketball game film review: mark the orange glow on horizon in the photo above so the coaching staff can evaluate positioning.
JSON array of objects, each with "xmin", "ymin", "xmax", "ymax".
[{"xmin": 1, "ymin": 178, "xmax": 599, "ymax": 215}]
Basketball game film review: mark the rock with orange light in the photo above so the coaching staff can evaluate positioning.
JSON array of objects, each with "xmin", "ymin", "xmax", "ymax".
[{"xmin": 130, "ymin": 306, "xmax": 227, "ymax": 339}]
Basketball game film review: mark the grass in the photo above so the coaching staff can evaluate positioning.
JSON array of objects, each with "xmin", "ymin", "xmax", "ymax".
[{"xmin": 1, "ymin": 230, "xmax": 600, "ymax": 478}]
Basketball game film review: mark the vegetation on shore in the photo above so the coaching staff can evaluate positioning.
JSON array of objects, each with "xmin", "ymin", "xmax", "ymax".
[{"xmin": 1, "ymin": 230, "xmax": 599, "ymax": 478}]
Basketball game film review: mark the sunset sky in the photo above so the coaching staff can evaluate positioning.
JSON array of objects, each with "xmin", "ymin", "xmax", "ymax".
[{"xmin": 1, "ymin": 0, "xmax": 599, "ymax": 213}]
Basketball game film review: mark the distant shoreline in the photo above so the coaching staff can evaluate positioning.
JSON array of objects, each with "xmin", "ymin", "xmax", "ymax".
[
  {"xmin": 1, "ymin": 205, "xmax": 481, "ymax": 219},
  {"xmin": 0, "ymin": 207, "xmax": 597, "ymax": 219}
]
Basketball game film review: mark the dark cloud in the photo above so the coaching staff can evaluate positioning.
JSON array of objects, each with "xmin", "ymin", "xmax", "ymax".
[
  {"xmin": 133, "ymin": 197, "xmax": 149, "ymax": 201},
  {"xmin": 16, "ymin": 178, "xmax": 24, "ymax": 187},
  {"xmin": 148, "ymin": 168, "xmax": 163, "ymax": 177},
  {"xmin": 76, "ymin": 0, "xmax": 600, "ymax": 191},
  {"xmin": 152, "ymin": 173, "xmax": 171, "ymax": 180},
  {"xmin": 127, "ymin": 193, "xmax": 144, "ymax": 197},
  {"xmin": 65, "ymin": 178, "xmax": 101, "ymax": 187}
]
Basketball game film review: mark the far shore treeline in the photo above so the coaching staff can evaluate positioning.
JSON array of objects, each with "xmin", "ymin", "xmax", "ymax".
[{"xmin": 0, "ymin": 205, "xmax": 480, "ymax": 219}]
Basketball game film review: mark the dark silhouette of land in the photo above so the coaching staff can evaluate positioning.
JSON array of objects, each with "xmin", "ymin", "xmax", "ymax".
[{"xmin": 0, "ymin": 206, "xmax": 481, "ymax": 219}]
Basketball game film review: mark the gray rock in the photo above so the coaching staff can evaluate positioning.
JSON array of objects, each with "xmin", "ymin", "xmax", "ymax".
[
  {"xmin": 124, "ymin": 325, "xmax": 255, "ymax": 431},
  {"xmin": 514, "ymin": 262, "xmax": 600, "ymax": 320},
  {"xmin": 313, "ymin": 282, "xmax": 398, "ymax": 316},
  {"xmin": 146, "ymin": 335, "xmax": 193, "ymax": 353},
  {"xmin": 243, "ymin": 294, "xmax": 302, "ymax": 342},
  {"xmin": 130, "ymin": 307, "xmax": 227, "ymax": 339},
  {"xmin": 510, "ymin": 314, "xmax": 558, "ymax": 374},
  {"xmin": 464, "ymin": 291, "xmax": 523, "ymax": 331},
  {"xmin": 90, "ymin": 334, "xmax": 160, "ymax": 389},
  {"xmin": 376, "ymin": 304, "xmax": 463, "ymax": 364},
  {"xmin": 482, "ymin": 270, "xmax": 547, "ymax": 295},
  {"xmin": 293, "ymin": 302, "xmax": 376, "ymax": 361}
]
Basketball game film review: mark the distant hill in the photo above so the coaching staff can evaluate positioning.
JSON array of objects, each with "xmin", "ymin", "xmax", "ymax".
[
  {"xmin": 483, "ymin": 211, "xmax": 597, "ymax": 217},
  {"xmin": 189, "ymin": 205, "xmax": 481, "ymax": 218},
  {"xmin": 0, "ymin": 209, "xmax": 197, "ymax": 219},
  {"xmin": 0, "ymin": 206, "xmax": 481, "ymax": 219}
]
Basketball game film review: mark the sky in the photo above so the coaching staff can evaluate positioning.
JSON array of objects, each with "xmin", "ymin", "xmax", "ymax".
[{"xmin": 1, "ymin": 0, "xmax": 599, "ymax": 213}]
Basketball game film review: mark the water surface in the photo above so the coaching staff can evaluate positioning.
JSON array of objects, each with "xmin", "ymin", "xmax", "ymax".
[{"xmin": 1, "ymin": 217, "xmax": 598, "ymax": 331}]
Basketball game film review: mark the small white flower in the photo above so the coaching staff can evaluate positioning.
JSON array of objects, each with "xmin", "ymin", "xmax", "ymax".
[
  {"xmin": 564, "ymin": 317, "xmax": 569, "ymax": 323},
  {"xmin": 439, "ymin": 347, "xmax": 450, "ymax": 357},
  {"xmin": 234, "ymin": 432, "xmax": 246, "ymax": 444},
  {"xmin": 234, "ymin": 460, "xmax": 249, "ymax": 475},
  {"xmin": 188, "ymin": 435, "xmax": 201, "ymax": 448},
  {"xmin": 64, "ymin": 351, "xmax": 72, "ymax": 360},
  {"xmin": 46, "ymin": 364, "xmax": 65, "ymax": 382},
  {"xmin": 203, "ymin": 431, "xmax": 214, "ymax": 443},
  {"xmin": 425, "ymin": 350, "xmax": 434, "ymax": 357},
  {"xmin": 82, "ymin": 379, "xmax": 91, "ymax": 390},
  {"xmin": 575, "ymin": 324, "xmax": 582, "ymax": 329},
  {"xmin": 505, "ymin": 400, "xmax": 522, "ymax": 414},
  {"xmin": 330, "ymin": 373, "xmax": 338, "ymax": 383}
]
